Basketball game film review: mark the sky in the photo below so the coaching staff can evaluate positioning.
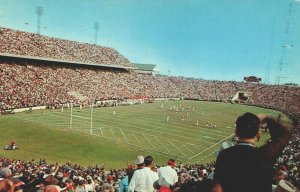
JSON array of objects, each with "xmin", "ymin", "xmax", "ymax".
[{"xmin": 0, "ymin": 0, "xmax": 299, "ymax": 84}]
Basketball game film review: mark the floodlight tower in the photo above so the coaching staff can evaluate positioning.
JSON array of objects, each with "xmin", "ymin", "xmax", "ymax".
[
  {"xmin": 265, "ymin": 18, "xmax": 275, "ymax": 84},
  {"xmin": 94, "ymin": 22, "xmax": 99, "ymax": 45},
  {"xmin": 275, "ymin": 0, "xmax": 294, "ymax": 85},
  {"xmin": 36, "ymin": 6, "xmax": 43, "ymax": 35}
]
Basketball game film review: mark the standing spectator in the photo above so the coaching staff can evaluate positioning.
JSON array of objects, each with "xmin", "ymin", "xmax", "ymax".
[
  {"xmin": 128, "ymin": 156, "xmax": 158, "ymax": 192},
  {"xmin": 155, "ymin": 159, "xmax": 178, "ymax": 190},
  {"xmin": 75, "ymin": 180, "xmax": 86, "ymax": 192},
  {"xmin": 85, "ymin": 179, "xmax": 94, "ymax": 192},
  {"xmin": 213, "ymin": 112, "xmax": 292, "ymax": 192},
  {"xmin": 128, "ymin": 156, "xmax": 144, "ymax": 184},
  {"xmin": 118, "ymin": 175, "xmax": 128, "ymax": 192}
]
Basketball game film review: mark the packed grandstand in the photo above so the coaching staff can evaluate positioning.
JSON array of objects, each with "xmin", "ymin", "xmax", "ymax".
[{"xmin": 0, "ymin": 27, "xmax": 299, "ymax": 191}]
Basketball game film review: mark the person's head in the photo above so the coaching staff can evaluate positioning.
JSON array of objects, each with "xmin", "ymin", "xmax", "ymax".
[
  {"xmin": 144, "ymin": 156, "xmax": 154, "ymax": 167},
  {"xmin": 235, "ymin": 112, "xmax": 260, "ymax": 139},
  {"xmin": 12, "ymin": 178, "xmax": 24, "ymax": 192},
  {"xmin": 44, "ymin": 185, "xmax": 59, "ymax": 192},
  {"xmin": 0, "ymin": 168, "xmax": 12, "ymax": 179},
  {"xmin": 45, "ymin": 175, "xmax": 59, "ymax": 186},
  {"xmin": 134, "ymin": 155, "xmax": 144, "ymax": 168},
  {"xmin": 87, "ymin": 179, "xmax": 92, "ymax": 184},
  {"xmin": 0, "ymin": 179, "xmax": 14, "ymax": 192},
  {"xmin": 167, "ymin": 159, "xmax": 176, "ymax": 168},
  {"xmin": 275, "ymin": 170, "xmax": 288, "ymax": 183}
]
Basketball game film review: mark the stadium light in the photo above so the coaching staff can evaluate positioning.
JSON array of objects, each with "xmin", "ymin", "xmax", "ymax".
[
  {"xmin": 94, "ymin": 22, "xmax": 99, "ymax": 45},
  {"xmin": 36, "ymin": 6, "xmax": 43, "ymax": 35}
]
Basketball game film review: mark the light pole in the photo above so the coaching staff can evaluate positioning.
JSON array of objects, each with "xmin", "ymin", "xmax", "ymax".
[
  {"xmin": 94, "ymin": 22, "xmax": 99, "ymax": 45},
  {"xmin": 36, "ymin": 6, "xmax": 43, "ymax": 35}
]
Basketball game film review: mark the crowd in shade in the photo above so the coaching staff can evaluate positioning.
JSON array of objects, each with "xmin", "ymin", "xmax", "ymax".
[
  {"xmin": 0, "ymin": 28, "xmax": 131, "ymax": 67},
  {"xmin": 0, "ymin": 27, "xmax": 300, "ymax": 191}
]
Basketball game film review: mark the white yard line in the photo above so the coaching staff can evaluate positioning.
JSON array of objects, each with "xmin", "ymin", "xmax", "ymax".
[
  {"xmin": 188, "ymin": 133, "xmax": 235, "ymax": 160},
  {"xmin": 154, "ymin": 137, "xmax": 171, "ymax": 152},
  {"xmin": 47, "ymin": 112, "xmax": 214, "ymax": 146},
  {"xmin": 12, "ymin": 107, "xmax": 237, "ymax": 160},
  {"xmin": 119, "ymin": 129, "xmax": 128, "ymax": 143},
  {"xmin": 11, "ymin": 115, "xmax": 190, "ymax": 160},
  {"xmin": 167, "ymin": 140, "xmax": 186, "ymax": 156}
]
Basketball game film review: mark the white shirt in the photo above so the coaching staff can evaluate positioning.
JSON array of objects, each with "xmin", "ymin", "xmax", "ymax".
[
  {"xmin": 128, "ymin": 167, "xmax": 159, "ymax": 192},
  {"xmin": 85, "ymin": 183, "xmax": 94, "ymax": 192},
  {"xmin": 157, "ymin": 166, "xmax": 178, "ymax": 186}
]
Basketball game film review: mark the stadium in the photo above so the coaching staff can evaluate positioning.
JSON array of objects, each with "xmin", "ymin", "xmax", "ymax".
[{"xmin": 0, "ymin": 1, "xmax": 300, "ymax": 192}]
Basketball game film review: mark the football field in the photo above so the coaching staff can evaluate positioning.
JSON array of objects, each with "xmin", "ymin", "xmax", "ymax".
[{"xmin": 0, "ymin": 100, "xmax": 287, "ymax": 168}]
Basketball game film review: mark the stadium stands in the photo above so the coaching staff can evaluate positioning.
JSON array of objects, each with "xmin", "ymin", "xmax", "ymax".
[
  {"xmin": 0, "ymin": 27, "xmax": 299, "ymax": 191},
  {"xmin": 1, "ymin": 57, "xmax": 299, "ymax": 123},
  {"xmin": 0, "ymin": 28, "xmax": 132, "ymax": 68}
]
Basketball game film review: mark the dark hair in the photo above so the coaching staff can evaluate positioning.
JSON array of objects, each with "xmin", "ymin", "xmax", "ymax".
[
  {"xmin": 235, "ymin": 112, "xmax": 259, "ymax": 139},
  {"xmin": 0, "ymin": 179, "xmax": 14, "ymax": 192},
  {"xmin": 167, "ymin": 159, "xmax": 176, "ymax": 166},
  {"xmin": 144, "ymin": 156, "xmax": 153, "ymax": 166},
  {"xmin": 87, "ymin": 179, "xmax": 92, "ymax": 184}
]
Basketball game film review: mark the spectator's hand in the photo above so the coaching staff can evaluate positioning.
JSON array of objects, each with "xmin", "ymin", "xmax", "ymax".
[{"xmin": 257, "ymin": 114, "xmax": 269, "ymax": 128}]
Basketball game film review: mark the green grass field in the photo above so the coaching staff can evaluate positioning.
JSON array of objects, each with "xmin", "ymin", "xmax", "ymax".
[{"xmin": 0, "ymin": 100, "xmax": 290, "ymax": 168}]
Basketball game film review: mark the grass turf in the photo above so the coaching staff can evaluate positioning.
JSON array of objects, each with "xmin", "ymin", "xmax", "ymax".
[{"xmin": 0, "ymin": 100, "xmax": 290, "ymax": 168}]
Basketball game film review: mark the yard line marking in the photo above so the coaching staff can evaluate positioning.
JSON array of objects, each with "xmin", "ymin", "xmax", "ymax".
[
  {"xmin": 11, "ymin": 115, "xmax": 190, "ymax": 160},
  {"xmin": 110, "ymin": 127, "xmax": 115, "ymax": 139},
  {"xmin": 188, "ymin": 133, "xmax": 235, "ymax": 160},
  {"xmin": 120, "ymin": 129, "xmax": 128, "ymax": 143},
  {"xmin": 131, "ymin": 131, "xmax": 141, "ymax": 146},
  {"xmin": 154, "ymin": 137, "xmax": 171, "ymax": 152},
  {"xmin": 46, "ymin": 113, "xmax": 214, "ymax": 146},
  {"xmin": 167, "ymin": 140, "xmax": 186, "ymax": 156},
  {"xmin": 72, "ymin": 115, "xmax": 90, "ymax": 120},
  {"xmin": 182, "ymin": 144, "xmax": 195, "ymax": 154},
  {"xmin": 143, "ymin": 134, "xmax": 156, "ymax": 149}
]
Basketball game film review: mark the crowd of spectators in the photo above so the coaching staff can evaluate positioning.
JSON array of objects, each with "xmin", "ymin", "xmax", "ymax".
[
  {"xmin": 1, "ymin": 58, "xmax": 299, "ymax": 122},
  {"xmin": 0, "ymin": 28, "xmax": 131, "ymax": 68},
  {"xmin": 1, "ymin": 27, "xmax": 299, "ymax": 120},
  {"xmin": 1, "ymin": 123, "xmax": 299, "ymax": 192},
  {"xmin": 0, "ymin": 59, "xmax": 299, "ymax": 117},
  {"xmin": 0, "ymin": 26, "xmax": 299, "ymax": 191}
]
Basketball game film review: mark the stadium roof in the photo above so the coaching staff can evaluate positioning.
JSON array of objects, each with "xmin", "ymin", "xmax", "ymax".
[
  {"xmin": 133, "ymin": 63, "xmax": 157, "ymax": 71},
  {"xmin": 0, "ymin": 52, "xmax": 137, "ymax": 70}
]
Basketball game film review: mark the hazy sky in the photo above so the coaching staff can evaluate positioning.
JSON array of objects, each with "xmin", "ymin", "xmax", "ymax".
[{"xmin": 0, "ymin": 0, "xmax": 299, "ymax": 84}]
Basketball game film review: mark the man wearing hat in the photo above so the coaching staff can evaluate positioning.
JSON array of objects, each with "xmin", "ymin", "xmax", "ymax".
[
  {"xmin": 213, "ymin": 112, "xmax": 292, "ymax": 192},
  {"xmin": 128, "ymin": 155, "xmax": 144, "ymax": 184},
  {"xmin": 128, "ymin": 156, "xmax": 158, "ymax": 192}
]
